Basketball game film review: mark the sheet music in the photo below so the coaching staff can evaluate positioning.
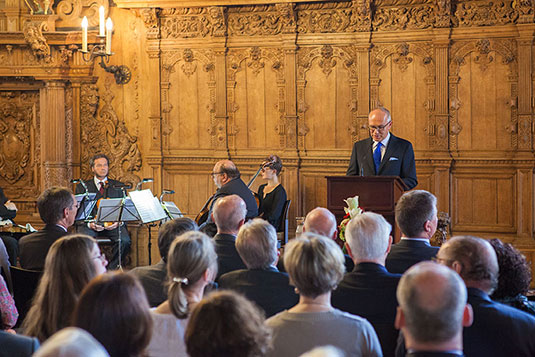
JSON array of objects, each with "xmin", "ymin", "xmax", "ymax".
[
  {"xmin": 75, "ymin": 193, "xmax": 97, "ymax": 221},
  {"xmin": 163, "ymin": 201, "xmax": 183, "ymax": 219},
  {"xmin": 96, "ymin": 198, "xmax": 141, "ymax": 223},
  {"xmin": 129, "ymin": 189, "xmax": 167, "ymax": 224}
]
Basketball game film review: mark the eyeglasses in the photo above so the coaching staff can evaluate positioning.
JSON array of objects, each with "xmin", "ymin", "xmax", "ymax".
[
  {"xmin": 368, "ymin": 121, "xmax": 391, "ymax": 131},
  {"xmin": 210, "ymin": 172, "xmax": 224, "ymax": 177},
  {"xmin": 92, "ymin": 252, "xmax": 107, "ymax": 262}
]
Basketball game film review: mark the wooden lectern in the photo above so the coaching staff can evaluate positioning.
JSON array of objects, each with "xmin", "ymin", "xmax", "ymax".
[{"xmin": 326, "ymin": 176, "xmax": 407, "ymax": 243}]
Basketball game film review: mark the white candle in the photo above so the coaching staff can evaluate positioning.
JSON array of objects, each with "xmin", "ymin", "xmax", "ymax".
[
  {"xmin": 106, "ymin": 18, "xmax": 113, "ymax": 55},
  {"xmin": 99, "ymin": 6, "xmax": 105, "ymax": 36},
  {"xmin": 81, "ymin": 16, "xmax": 88, "ymax": 52}
]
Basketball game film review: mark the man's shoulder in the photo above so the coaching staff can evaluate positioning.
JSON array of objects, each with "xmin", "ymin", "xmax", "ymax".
[
  {"xmin": 389, "ymin": 133, "xmax": 413, "ymax": 147},
  {"xmin": 130, "ymin": 261, "xmax": 167, "ymax": 279}
]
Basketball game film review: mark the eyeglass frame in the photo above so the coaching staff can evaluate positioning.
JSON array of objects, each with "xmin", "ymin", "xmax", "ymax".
[
  {"xmin": 210, "ymin": 172, "xmax": 225, "ymax": 177},
  {"xmin": 368, "ymin": 121, "xmax": 392, "ymax": 132}
]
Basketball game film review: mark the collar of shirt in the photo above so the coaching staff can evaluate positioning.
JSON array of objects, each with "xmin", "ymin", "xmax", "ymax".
[
  {"xmin": 373, "ymin": 132, "xmax": 390, "ymax": 159},
  {"xmin": 94, "ymin": 176, "xmax": 108, "ymax": 188},
  {"xmin": 55, "ymin": 224, "xmax": 68, "ymax": 232},
  {"xmin": 401, "ymin": 237, "xmax": 431, "ymax": 246}
]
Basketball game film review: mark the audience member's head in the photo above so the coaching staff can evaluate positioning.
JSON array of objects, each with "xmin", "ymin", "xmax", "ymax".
[
  {"xmin": 284, "ymin": 233, "xmax": 345, "ymax": 298},
  {"xmin": 37, "ymin": 187, "xmax": 77, "ymax": 227},
  {"xmin": 303, "ymin": 207, "xmax": 337, "ymax": 240},
  {"xmin": 158, "ymin": 217, "xmax": 198, "ymax": 263},
  {"xmin": 213, "ymin": 194, "xmax": 246, "ymax": 234},
  {"xmin": 212, "ymin": 160, "xmax": 240, "ymax": 188},
  {"xmin": 34, "ymin": 327, "xmax": 109, "ymax": 357},
  {"xmin": 185, "ymin": 290, "xmax": 271, "ymax": 357},
  {"xmin": 23, "ymin": 234, "xmax": 107, "ymax": 341},
  {"xmin": 167, "ymin": 231, "xmax": 217, "ymax": 319},
  {"xmin": 73, "ymin": 273, "xmax": 152, "ymax": 357},
  {"xmin": 396, "ymin": 262, "xmax": 472, "ymax": 352},
  {"xmin": 395, "ymin": 190, "xmax": 437, "ymax": 239},
  {"xmin": 489, "ymin": 238, "xmax": 532, "ymax": 299},
  {"xmin": 345, "ymin": 212, "xmax": 392, "ymax": 264},
  {"xmin": 437, "ymin": 236, "xmax": 499, "ymax": 294},
  {"xmin": 236, "ymin": 218, "xmax": 278, "ymax": 269},
  {"xmin": 300, "ymin": 346, "xmax": 345, "ymax": 357}
]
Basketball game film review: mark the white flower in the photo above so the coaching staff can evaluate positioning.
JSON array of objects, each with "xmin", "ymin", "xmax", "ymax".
[{"xmin": 343, "ymin": 195, "xmax": 363, "ymax": 218}]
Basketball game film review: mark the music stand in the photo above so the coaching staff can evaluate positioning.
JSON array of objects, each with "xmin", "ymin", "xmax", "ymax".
[
  {"xmin": 129, "ymin": 190, "xmax": 168, "ymax": 264},
  {"xmin": 162, "ymin": 201, "xmax": 183, "ymax": 222},
  {"xmin": 74, "ymin": 193, "xmax": 97, "ymax": 222},
  {"xmin": 96, "ymin": 197, "xmax": 140, "ymax": 270}
]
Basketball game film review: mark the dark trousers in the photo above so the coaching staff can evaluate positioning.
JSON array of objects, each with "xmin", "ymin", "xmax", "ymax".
[
  {"xmin": 76, "ymin": 224, "xmax": 130, "ymax": 270},
  {"xmin": 0, "ymin": 235, "xmax": 18, "ymax": 266}
]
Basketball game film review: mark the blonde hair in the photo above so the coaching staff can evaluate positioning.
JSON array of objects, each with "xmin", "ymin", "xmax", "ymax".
[
  {"xmin": 283, "ymin": 233, "xmax": 345, "ymax": 298},
  {"xmin": 167, "ymin": 231, "xmax": 217, "ymax": 319}
]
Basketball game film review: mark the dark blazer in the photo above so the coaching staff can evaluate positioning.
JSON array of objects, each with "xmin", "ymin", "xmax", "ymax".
[
  {"xmin": 19, "ymin": 225, "xmax": 69, "ymax": 270},
  {"xmin": 75, "ymin": 178, "xmax": 126, "ymax": 218},
  {"xmin": 219, "ymin": 267, "xmax": 298, "ymax": 318},
  {"xmin": 406, "ymin": 352, "xmax": 463, "ymax": 357},
  {"xmin": 332, "ymin": 262, "xmax": 402, "ymax": 357},
  {"xmin": 0, "ymin": 331, "xmax": 39, "ymax": 357},
  {"xmin": 346, "ymin": 134, "xmax": 418, "ymax": 190},
  {"xmin": 385, "ymin": 239, "xmax": 439, "ymax": 274},
  {"xmin": 464, "ymin": 287, "xmax": 535, "ymax": 357},
  {"xmin": 0, "ymin": 188, "xmax": 16, "ymax": 221},
  {"xmin": 213, "ymin": 233, "xmax": 246, "ymax": 280},
  {"xmin": 129, "ymin": 259, "xmax": 167, "ymax": 307},
  {"xmin": 208, "ymin": 177, "xmax": 258, "ymax": 223}
]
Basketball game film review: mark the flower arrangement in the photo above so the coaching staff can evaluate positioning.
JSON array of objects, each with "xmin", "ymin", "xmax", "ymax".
[{"xmin": 338, "ymin": 195, "xmax": 363, "ymax": 242}]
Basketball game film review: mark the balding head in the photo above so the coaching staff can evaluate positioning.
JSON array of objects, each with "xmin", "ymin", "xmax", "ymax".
[
  {"xmin": 396, "ymin": 262, "xmax": 470, "ymax": 349},
  {"xmin": 213, "ymin": 195, "xmax": 247, "ymax": 235},
  {"xmin": 345, "ymin": 212, "xmax": 392, "ymax": 264},
  {"xmin": 437, "ymin": 236, "xmax": 499, "ymax": 294},
  {"xmin": 303, "ymin": 207, "xmax": 337, "ymax": 240}
]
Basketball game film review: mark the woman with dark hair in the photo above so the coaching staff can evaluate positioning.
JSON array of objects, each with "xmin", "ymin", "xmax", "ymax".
[
  {"xmin": 73, "ymin": 272, "xmax": 152, "ymax": 357},
  {"xmin": 489, "ymin": 238, "xmax": 535, "ymax": 316},
  {"xmin": 146, "ymin": 231, "xmax": 217, "ymax": 356},
  {"xmin": 258, "ymin": 155, "xmax": 287, "ymax": 230},
  {"xmin": 22, "ymin": 234, "xmax": 107, "ymax": 341},
  {"xmin": 266, "ymin": 233, "xmax": 381, "ymax": 356},
  {"xmin": 185, "ymin": 290, "xmax": 271, "ymax": 357}
]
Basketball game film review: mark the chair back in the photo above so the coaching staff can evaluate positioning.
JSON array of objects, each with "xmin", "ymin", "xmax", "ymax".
[
  {"xmin": 277, "ymin": 200, "xmax": 291, "ymax": 246},
  {"xmin": 10, "ymin": 266, "xmax": 43, "ymax": 327}
]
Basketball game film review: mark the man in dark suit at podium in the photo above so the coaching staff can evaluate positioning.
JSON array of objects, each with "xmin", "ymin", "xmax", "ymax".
[
  {"xmin": 346, "ymin": 107, "xmax": 417, "ymax": 190},
  {"xmin": 75, "ymin": 153, "xmax": 130, "ymax": 270}
]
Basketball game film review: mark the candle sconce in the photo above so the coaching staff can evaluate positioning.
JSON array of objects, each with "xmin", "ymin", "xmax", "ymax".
[{"xmin": 81, "ymin": 38, "xmax": 132, "ymax": 85}]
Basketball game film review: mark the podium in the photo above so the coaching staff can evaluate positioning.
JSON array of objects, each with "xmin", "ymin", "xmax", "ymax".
[{"xmin": 326, "ymin": 176, "xmax": 407, "ymax": 243}]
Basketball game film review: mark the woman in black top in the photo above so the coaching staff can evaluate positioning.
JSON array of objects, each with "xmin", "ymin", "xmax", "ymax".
[{"xmin": 257, "ymin": 155, "xmax": 287, "ymax": 230}]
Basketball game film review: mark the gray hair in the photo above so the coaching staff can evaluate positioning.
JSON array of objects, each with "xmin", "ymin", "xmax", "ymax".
[
  {"xmin": 395, "ymin": 190, "xmax": 437, "ymax": 237},
  {"xmin": 236, "ymin": 219, "xmax": 278, "ymax": 269},
  {"xmin": 304, "ymin": 207, "xmax": 337, "ymax": 239},
  {"xmin": 283, "ymin": 233, "xmax": 345, "ymax": 298},
  {"xmin": 397, "ymin": 262, "xmax": 467, "ymax": 344},
  {"xmin": 213, "ymin": 195, "xmax": 247, "ymax": 232},
  {"xmin": 439, "ymin": 236, "xmax": 499, "ymax": 294},
  {"xmin": 345, "ymin": 212, "xmax": 391, "ymax": 261}
]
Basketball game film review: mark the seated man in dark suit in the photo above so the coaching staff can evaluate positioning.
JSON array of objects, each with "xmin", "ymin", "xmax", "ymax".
[
  {"xmin": 303, "ymin": 207, "xmax": 354, "ymax": 273},
  {"xmin": 436, "ymin": 236, "xmax": 535, "ymax": 356},
  {"xmin": 219, "ymin": 219, "xmax": 298, "ymax": 317},
  {"xmin": 385, "ymin": 190, "xmax": 439, "ymax": 274},
  {"xmin": 212, "ymin": 195, "xmax": 247, "ymax": 280},
  {"xmin": 331, "ymin": 212, "xmax": 401, "ymax": 357},
  {"xmin": 75, "ymin": 153, "xmax": 130, "ymax": 270},
  {"xmin": 204, "ymin": 160, "xmax": 258, "ymax": 227},
  {"xmin": 129, "ymin": 217, "xmax": 198, "ymax": 307},
  {"xmin": 19, "ymin": 187, "xmax": 76, "ymax": 270},
  {"xmin": 0, "ymin": 330, "xmax": 39, "ymax": 357},
  {"xmin": 396, "ymin": 262, "xmax": 473, "ymax": 357}
]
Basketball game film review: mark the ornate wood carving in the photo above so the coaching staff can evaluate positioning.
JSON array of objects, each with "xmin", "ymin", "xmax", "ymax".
[
  {"xmin": 160, "ymin": 7, "xmax": 226, "ymax": 38},
  {"xmin": 454, "ymin": 0, "xmax": 518, "ymax": 27},
  {"xmin": 55, "ymin": 0, "xmax": 109, "ymax": 29},
  {"xmin": 23, "ymin": 21, "xmax": 51, "ymax": 63}
]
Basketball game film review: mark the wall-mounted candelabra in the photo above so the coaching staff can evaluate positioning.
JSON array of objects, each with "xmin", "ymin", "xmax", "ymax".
[{"xmin": 80, "ymin": 7, "xmax": 131, "ymax": 85}]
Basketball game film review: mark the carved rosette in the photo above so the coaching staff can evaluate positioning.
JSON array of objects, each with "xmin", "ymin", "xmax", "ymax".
[{"xmin": 80, "ymin": 81, "xmax": 142, "ymax": 187}]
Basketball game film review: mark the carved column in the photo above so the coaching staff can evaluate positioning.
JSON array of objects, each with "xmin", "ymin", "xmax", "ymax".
[
  {"xmin": 516, "ymin": 25, "xmax": 534, "ymax": 151},
  {"xmin": 40, "ymin": 80, "xmax": 69, "ymax": 188},
  {"xmin": 355, "ymin": 44, "xmax": 371, "ymax": 140},
  {"xmin": 432, "ymin": 32, "xmax": 450, "ymax": 151}
]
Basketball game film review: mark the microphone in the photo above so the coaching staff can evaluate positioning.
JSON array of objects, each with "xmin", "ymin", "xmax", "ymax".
[
  {"xmin": 70, "ymin": 179, "xmax": 81, "ymax": 183},
  {"xmin": 71, "ymin": 179, "xmax": 89, "ymax": 194},
  {"xmin": 136, "ymin": 178, "xmax": 154, "ymax": 190}
]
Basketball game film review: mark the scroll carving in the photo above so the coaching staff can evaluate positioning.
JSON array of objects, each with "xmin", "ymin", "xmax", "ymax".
[
  {"xmin": 517, "ymin": 0, "xmax": 534, "ymax": 23},
  {"xmin": 23, "ymin": 21, "xmax": 52, "ymax": 63},
  {"xmin": 55, "ymin": 0, "xmax": 108, "ymax": 29},
  {"xmin": 161, "ymin": 7, "xmax": 226, "ymax": 38},
  {"xmin": 228, "ymin": 6, "xmax": 285, "ymax": 36},
  {"xmin": 372, "ymin": 4, "xmax": 435, "ymax": 31},
  {"xmin": 454, "ymin": 1, "xmax": 518, "ymax": 27}
]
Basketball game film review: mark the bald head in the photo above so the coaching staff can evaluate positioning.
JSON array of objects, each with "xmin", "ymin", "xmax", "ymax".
[
  {"xmin": 438, "ymin": 236, "xmax": 499, "ymax": 294},
  {"xmin": 213, "ymin": 195, "xmax": 247, "ymax": 234},
  {"xmin": 397, "ymin": 262, "xmax": 469, "ymax": 347},
  {"xmin": 303, "ymin": 207, "xmax": 337, "ymax": 240}
]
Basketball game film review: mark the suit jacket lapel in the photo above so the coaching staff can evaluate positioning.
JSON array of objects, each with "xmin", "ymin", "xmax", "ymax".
[
  {"xmin": 378, "ymin": 134, "xmax": 397, "ymax": 174},
  {"xmin": 364, "ymin": 137, "xmax": 376, "ymax": 174}
]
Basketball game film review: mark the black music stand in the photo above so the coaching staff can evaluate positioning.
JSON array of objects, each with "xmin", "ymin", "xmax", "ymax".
[
  {"xmin": 96, "ymin": 197, "xmax": 140, "ymax": 270},
  {"xmin": 74, "ymin": 193, "xmax": 97, "ymax": 222}
]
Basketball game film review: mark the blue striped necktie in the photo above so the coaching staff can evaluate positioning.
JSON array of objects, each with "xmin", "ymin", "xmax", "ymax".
[{"xmin": 373, "ymin": 142, "xmax": 382, "ymax": 174}]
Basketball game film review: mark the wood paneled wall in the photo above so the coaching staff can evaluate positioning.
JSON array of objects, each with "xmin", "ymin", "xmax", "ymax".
[{"xmin": 1, "ymin": 0, "xmax": 535, "ymax": 282}]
